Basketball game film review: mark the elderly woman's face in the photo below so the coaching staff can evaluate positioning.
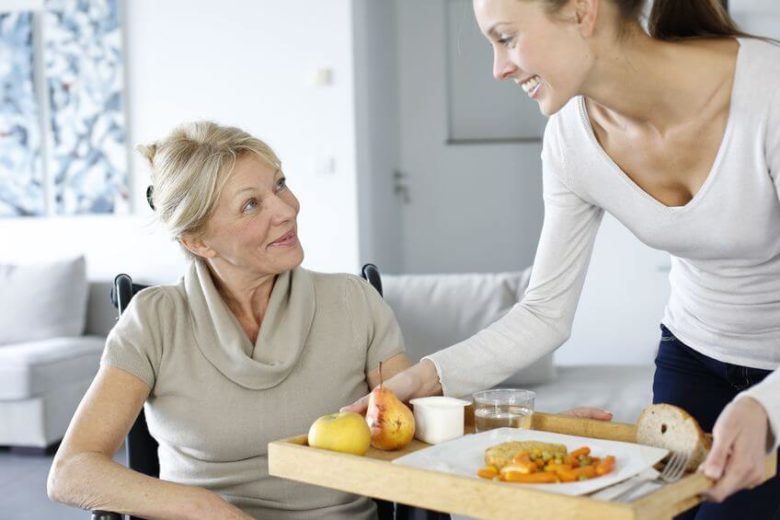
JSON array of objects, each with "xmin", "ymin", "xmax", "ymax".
[{"xmin": 198, "ymin": 153, "xmax": 303, "ymax": 276}]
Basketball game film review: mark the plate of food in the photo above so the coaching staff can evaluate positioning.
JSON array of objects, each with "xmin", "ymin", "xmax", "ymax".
[{"xmin": 392, "ymin": 428, "xmax": 669, "ymax": 496}]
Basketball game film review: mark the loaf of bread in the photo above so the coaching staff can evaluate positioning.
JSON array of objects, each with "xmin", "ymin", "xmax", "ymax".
[{"xmin": 636, "ymin": 403, "xmax": 711, "ymax": 472}]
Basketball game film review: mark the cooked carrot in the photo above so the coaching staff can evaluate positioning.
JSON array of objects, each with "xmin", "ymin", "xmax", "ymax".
[
  {"xmin": 478, "ymin": 466, "xmax": 499, "ymax": 479},
  {"xmin": 595, "ymin": 455, "xmax": 616, "ymax": 476},
  {"xmin": 509, "ymin": 452, "xmax": 537, "ymax": 473},
  {"xmin": 512, "ymin": 452, "xmax": 532, "ymax": 465},
  {"xmin": 575, "ymin": 465, "xmax": 597, "ymax": 478},
  {"xmin": 501, "ymin": 462, "xmax": 536, "ymax": 475},
  {"xmin": 557, "ymin": 465, "xmax": 597, "ymax": 482},
  {"xmin": 502, "ymin": 471, "xmax": 559, "ymax": 484},
  {"xmin": 556, "ymin": 468, "xmax": 578, "ymax": 482},
  {"xmin": 544, "ymin": 463, "xmax": 573, "ymax": 473},
  {"xmin": 595, "ymin": 465, "xmax": 613, "ymax": 476},
  {"xmin": 569, "ymin": 446, "xmax": 591, "ymax": 458}
]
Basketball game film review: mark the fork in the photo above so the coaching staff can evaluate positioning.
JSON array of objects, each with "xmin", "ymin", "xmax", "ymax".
[{"xmin": 612, "ymin": 451, "xmax": 691, "ymax": 502}]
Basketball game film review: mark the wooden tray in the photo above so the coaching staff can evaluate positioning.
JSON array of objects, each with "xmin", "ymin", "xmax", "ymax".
[{"xmin": 268, "ymin": 412, "xmax": 777, "ymax": 520}]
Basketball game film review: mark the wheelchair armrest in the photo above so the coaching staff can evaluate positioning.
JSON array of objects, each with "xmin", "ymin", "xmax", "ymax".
[{"xmin": 91, "ymin": 511, "xmax": 123, "ymax": 520}]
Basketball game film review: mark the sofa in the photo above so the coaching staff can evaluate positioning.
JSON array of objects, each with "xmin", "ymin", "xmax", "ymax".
[
  {"xmin": 0, "ymin": 257, "xmax": 115, "ymax": 451},
  {"xmin": 381, "ymin": 269, "xmax": 656, "ymax": 424}
]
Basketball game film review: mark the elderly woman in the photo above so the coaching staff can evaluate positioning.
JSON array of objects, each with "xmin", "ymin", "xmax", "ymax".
[{"xmin": 46, "ymin": 121, "xmax": 411, "ymax": 519}]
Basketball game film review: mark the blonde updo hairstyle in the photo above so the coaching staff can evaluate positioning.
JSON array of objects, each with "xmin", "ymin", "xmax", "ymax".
[{"xmin": 137, "ymin": 121, "xmax": 281, "ymax": 257}]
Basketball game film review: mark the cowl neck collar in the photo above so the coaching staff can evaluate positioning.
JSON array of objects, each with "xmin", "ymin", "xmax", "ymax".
[{"xmin": 184, "ymin": 260, "xmax": 315, "ymax": 390}]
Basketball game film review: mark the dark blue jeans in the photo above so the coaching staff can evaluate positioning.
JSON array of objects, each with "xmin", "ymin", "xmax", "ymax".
[{"xmin": 653, "ymin": 324, "xmax": 780, "ymax": 520}]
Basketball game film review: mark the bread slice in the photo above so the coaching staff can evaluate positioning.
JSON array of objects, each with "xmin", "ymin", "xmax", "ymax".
[{"xmin": 636, "ymin": 403, "xmax": 711, "ymax": 472}]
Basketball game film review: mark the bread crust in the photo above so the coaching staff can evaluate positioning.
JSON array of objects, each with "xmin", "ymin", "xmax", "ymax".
[{"xmin": 636, "ymin": 403, "xmax": 711, "ymax": 471}]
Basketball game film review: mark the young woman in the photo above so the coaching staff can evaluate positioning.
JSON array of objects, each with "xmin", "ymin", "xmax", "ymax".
[{"xmin": 347, "ymin": 1, "xmax": 780, "ymax": 517}]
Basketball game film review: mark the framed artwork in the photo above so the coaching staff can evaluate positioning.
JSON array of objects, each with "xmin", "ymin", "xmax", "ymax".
[{"xmin": 0, "ymin": 0, "xmax": 128, "ymax": 218}]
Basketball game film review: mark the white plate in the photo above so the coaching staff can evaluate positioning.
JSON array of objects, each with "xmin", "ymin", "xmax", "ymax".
[{"xmin": 392, "ymin": 428, "xmax": 668, "ymax": 496}]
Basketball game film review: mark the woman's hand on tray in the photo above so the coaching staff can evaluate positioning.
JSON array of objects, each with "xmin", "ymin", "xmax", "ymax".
[
  {"xmin": 342, "ymin": 358, "xmax": 614, "ymax": 425},
  {"xmin": 342, "ymin": 359, "xmax": 442, "ymax": 414},
  {"xmin": 700, "ymin": 396, "xmax": 771, "ymax": 502}
]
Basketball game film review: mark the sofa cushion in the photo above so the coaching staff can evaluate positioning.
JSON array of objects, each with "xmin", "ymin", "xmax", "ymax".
[
  {"xmin": 0, "ymin": 336, "xmax": 104, "ymax": 399},
  {"xmin": 0, "ymin": 256, "xmax": 88, "ymax": 346},
  {"xmin": 382, "ymin": 269, "xmax": 556, "ymax": 386}
]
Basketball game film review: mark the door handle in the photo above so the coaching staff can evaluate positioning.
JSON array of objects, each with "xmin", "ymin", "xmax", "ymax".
[{"xmin": 393, "ymin": 170, "xmax": 411, "ymax": 204}]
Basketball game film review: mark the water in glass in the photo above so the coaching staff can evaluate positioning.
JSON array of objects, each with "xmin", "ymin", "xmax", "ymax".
[{"xmin": 474, "ymin": 405, "xmax": 533, "ymax": 432}]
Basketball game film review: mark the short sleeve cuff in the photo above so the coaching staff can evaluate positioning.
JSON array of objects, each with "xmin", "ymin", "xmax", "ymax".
[{"xmin": 421, "ymin": 353, "xmax": 454, "ymax": 398}]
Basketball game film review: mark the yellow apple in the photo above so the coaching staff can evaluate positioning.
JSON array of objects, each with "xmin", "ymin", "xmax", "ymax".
[{"xmin": 307, "ymin": 411, "xmax": 371, "ymax": 456}]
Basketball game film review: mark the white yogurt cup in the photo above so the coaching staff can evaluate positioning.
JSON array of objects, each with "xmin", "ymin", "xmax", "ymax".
[{"xmin": 409, "ymin": 396, "xmax": 470, "ymax": 444}]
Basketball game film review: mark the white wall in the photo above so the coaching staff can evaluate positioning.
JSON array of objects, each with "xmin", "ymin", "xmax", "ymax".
[
  {"xmin": 557, "ymin": 215, "xmax": 672, "ymax": 365},
  {"xmin": 0, "ymin": 0, "xmax": 360, "ymax": 283},
  {"xmin": 731, "ymin": 0, "xmax": 780, "ymax": 39},
  {"xmin": 352, "ymin": 0, "xmax": 404, "ymax": 273}
]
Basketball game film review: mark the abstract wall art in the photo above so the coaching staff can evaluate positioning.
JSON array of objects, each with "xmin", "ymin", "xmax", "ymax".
[
  {"xmin": 0, "ymin": 12, "xmax": 45, "ymax": 217},
  {"xmin": 44, "ymin": 0, "xmax": 128, "ymax": 215},
  {"xmin": 0, "ymin": 0, "xmax": 128, "ymax": 218}
]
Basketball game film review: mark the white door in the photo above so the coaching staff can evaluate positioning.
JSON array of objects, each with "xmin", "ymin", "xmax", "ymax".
[{"xmin": 395, "ymin": 0, "xmax": 546, "ymax": 274}]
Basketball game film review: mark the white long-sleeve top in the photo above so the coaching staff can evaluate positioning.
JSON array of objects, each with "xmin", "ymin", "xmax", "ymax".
[{"xmin": 426, "ymin": 37, "xmax": 780, "ymax": 449}]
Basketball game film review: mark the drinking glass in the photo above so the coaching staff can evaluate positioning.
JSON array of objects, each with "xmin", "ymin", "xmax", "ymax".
[{"xmin": 472, "ymin": 388, "xmax": 535, "ymax": 432}]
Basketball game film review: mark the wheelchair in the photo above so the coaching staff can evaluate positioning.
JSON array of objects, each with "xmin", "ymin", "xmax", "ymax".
[{"xmin": 90, "ymin": 264, "xmax": 447, "ymax": 520}]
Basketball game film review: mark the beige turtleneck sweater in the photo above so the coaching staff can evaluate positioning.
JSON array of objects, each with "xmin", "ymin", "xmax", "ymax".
[{"xmin": 101, "ymin": 260, "xmax": 404, "ymax": 519}]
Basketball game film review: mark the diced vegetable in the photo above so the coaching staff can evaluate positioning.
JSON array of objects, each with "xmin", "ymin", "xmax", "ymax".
[
  {"xmin": 477, "ymin": 444, "xmax": 617, "ymax": 485},
  {"xmin": 569, "ymin": 447, "xmax": 591, "ymax": 458},
  {"xmin": 543, "ymin": 463, "xmax": 573, "ymax": 473},
  {"xmin": 595, "ymin": 455, "xmax": 616, "ymax": 476},
  {"xmin": 501, "ymin": 462, "xmax": 536, "ymax": 475},
  {"xmin": 502, "ymin": 471, "xmax": 559, "ymax": 484},
  {"xmin": 478, "ymin": 466, "xmax": 499, "ymax": 479}
]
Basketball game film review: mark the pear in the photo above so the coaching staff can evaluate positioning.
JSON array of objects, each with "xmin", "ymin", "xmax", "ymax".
[{"xmin": 366, "ymin": 362, "xmax": 416, "ymax": 450}]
